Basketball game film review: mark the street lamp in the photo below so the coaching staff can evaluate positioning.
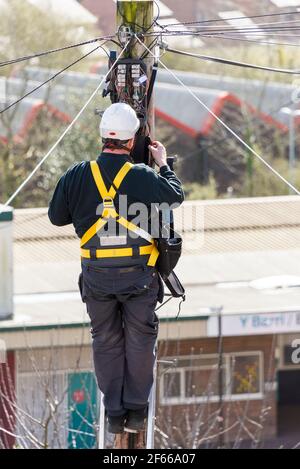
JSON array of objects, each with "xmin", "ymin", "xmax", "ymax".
[{"xmin": 281, "ymin": 107, "xmax": 300, "ymax": 192}]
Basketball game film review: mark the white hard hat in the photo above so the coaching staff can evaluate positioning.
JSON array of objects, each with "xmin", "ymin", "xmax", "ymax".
[{"xmin": 100, "ymin": 103, "xmax": 140, "ymax": 140}]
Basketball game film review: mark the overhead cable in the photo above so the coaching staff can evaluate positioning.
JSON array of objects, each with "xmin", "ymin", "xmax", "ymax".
[
  {"xmin": 0, "ymin": 35, "xmax": 116, "ymax": 69},
  {"xmin": 166, "ymin": 46, "xmax": 300, "ymax": 75},
  {"xmin": 189, "ymin": 25, "xmax": 300, "ymax": 33},
  {"xmin": 201, "ymin": 34, "xmax": 300, "ymax": 47},
  {"xmin": 160, "ymin": 20, "xmax": 300, "ymax": 33},
  {"xmin": 157, "ymin": 10, "xmax": 300, "ymax": 28},
  {"xmin": 0, "ymin": 43, "xmax": 108, "ymax": 115},
  {"xmin": 145, "ymin": 28, "xmax": 300, "ymax": 38}
]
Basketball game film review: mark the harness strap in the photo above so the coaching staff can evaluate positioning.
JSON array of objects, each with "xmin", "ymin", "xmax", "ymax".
[
  {"xmin": 90, "ymin": 160, "xmax": 133, "ymax": 199},
  {"xmin": 80, "ymin": 244, "xmax": 154, "ymax": 260},
  {"xmin": 80, "ymin": 217, "xmax": 108, "ymax": 248},
  {"xmin": 117, "ymin": 216, "xmax": 153, "ymax": 244},
  {"xmin": 80, "ymin": 161, "xmax": 133, "ymax": 248},
  {"xmin": 80, "ymin": 160, "xmax": 160, "ymax": 267},
  {"xmin": 147, "ymin": 244, "xmax": 160, "ymax": 267}
]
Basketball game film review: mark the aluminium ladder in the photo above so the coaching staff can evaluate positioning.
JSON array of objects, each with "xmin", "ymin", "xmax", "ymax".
[{"xmin": 98, "ymin": 357, "xmax": 157, "ymax": 449}]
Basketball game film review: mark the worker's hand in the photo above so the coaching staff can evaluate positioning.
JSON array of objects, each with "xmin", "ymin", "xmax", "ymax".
[{"xmin": 149, "ymin": 141, "xmax": 167, "ymax": 168}]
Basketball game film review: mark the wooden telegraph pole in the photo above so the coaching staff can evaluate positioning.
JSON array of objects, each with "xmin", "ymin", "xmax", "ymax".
[{"xmin": 116, "ymin": 0, "xmax": 156, "ymax": 161}]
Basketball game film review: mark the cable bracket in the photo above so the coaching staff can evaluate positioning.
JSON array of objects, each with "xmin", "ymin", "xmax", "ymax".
[{"xmin": 118, "ymin": 25, "xmax": 133, "ymax": 45}]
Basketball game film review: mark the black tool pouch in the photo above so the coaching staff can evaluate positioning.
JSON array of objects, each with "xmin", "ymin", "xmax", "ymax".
[
  {"xmin": 78, "ymin": 273, "xmax": 86, "ymax": 303},
  {"xmin": 156, "ymin": 225, "xmax": 182, "ymax": 278},
  {"xmin": 163, "ymin": 271, "xmax": 185, "ymax": 299}
]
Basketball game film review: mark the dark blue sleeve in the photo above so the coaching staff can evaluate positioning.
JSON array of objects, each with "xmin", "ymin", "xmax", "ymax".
[
  {"xmin": 130, "ymin": 164, "xmax": 185, "ymax": 206},
  {"xmin": 48, "ymin": 171, "xmax": 72, "ymax": 226},
  {"xmin": 157, "ymin": 165, "xmax": 185, "ymax": 205}
]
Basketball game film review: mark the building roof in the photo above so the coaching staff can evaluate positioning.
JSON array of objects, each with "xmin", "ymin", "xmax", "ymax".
[
  {"xmin": 0, "ymin": 96, "xmax": 71, "ymax": 142},
  {"xmin": 0, "ymin": 74, "xmax": 96, "ymax": 140},
  {"xmin": 155, "ymin": 83, "xmax": 228, "ymax": 137},
  {"xmin": 0, "ymin": 68, "xmax": 289, "ymax": 142},
  {"xmin": 157, "ymin": 70, "xmax": 299, "ymax": 127},
  {"xmin": 155, "ymin": 82, "xmax": 286, "ymax": 137},
  {"xmin": 12, "ymin": 69, "xmax": 101, "ymax": 89}
]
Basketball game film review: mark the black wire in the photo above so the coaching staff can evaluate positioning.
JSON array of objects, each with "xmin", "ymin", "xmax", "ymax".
[
  {"xmin": 152, "ymin": 0, "xmax": 161, "ymax": 28},
  {"xmin": 140, "ymin": 37, "xmax": 159, "ymax": 61},
  {"xmin": 117, "ymin": 2, "xmax": 145, "ymax": 32},
  {"xmin": 114, "ymin": 5, "xmax": 300, "ymax": 43},
  {"xmin": 168, "ymin": 18, "xmax": 300, "ymax": 28},
  {"xmin": 146, "ymin": 25, "xmax": 300, "ymax": 37},
  {"xmin": 166, "ymin": 46, "xmax": 300, "ymax": 75},
  {"xmin": 0, "ymin": 35, "xmax": 115, "ymax": 69},
  {"xmin": 191, "ymin": 25, "xmax": 300, "ymax": 34},
  {"xmin": 187, "ymin": 31, "xmax": 300, "ymax": 38},
  {"xmin": 201, "ymin": 34, "xmax": 300, "ymax": 47},
  {"xmin": 144, "ymin": 25, "xmax": 300, "ymax": 39},
  {"xmin": 157, "ymin": 10, "xmax": 300, "ymax": 28},
  {"xmin": 0, "ymin": 44, "xmax": 106, "ymax": 115},
  {"xmin": 183, "ymin": 29, "xmax": 300, "ymax": 36},
  {"xmin": 154, "ymin": 294, "xmax": 184, "ymax": 319},
  {"xmin": 152, "ymin": 28, "xmax": 300, "ymax": 35},
  {"xmin": 176, "ymin": 297, "xmax": 185, "ymax": 320},
  {"xmin": 93, "ymin": 43, "xmax": 110, "ymax": 60},
  {"xmin": 153, "ymin": 294, "xmax": 185, "ymax": 316},
  {"xmin": 155, "ymin": 296, "xmax": 172, "ymax": 312},
  {"xmin": 160, "ymin": 20, "xmax": 300, "ymax": 35},
  {"xmin": 159, "ymin": 18, "xmax": 300, "ymax": 32}
]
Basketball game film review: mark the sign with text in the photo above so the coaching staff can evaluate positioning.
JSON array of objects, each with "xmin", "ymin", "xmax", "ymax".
[{"xmin": 207, "ymin": 311, "xmax": 300, "ymax": 337}]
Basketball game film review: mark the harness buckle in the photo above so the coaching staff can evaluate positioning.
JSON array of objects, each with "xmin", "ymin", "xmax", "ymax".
[{"xmin": 103, "ymin": 197, "xmax": 115, "ymax": 208}]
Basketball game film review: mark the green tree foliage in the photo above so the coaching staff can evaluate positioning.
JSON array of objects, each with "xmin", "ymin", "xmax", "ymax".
[
  {"xmin": 238, "ymin": 157, "xmax": 299, "ymax": 197},
  {"xmin": 0, "ymin": 0, "xmax": 101, "ymax": 207},
  {"xmin": 0, "ymin": 96, "xmax": 104, "ymax": 208},
  {"xmin": 0, "ymin": 0, "xmax": 97, "ymax": 75},
  {"xmin": 183, "ymin": 176, "xmax": 218, "ymax": 200}
]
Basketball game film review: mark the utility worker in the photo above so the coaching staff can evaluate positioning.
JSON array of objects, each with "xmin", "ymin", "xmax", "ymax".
[{"xmin": 48, "ymin": 103, "xmax": 184, "ymax": 434}]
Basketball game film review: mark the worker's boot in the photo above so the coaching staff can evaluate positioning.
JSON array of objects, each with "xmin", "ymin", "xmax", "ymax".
[
  {"xmin": 107, "ymin": 414, "xmax": 127, "ymax": 434},
  {"xmin": 124, "ymin": 408, "xmax": 147, "ymax": 433}
]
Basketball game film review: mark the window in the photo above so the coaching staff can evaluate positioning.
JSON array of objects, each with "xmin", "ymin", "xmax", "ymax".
[
  {"xmin": 160, "ymin": 352, "xmax": 263, "ymax": 405},
  {"xmin": 230, "ymin": 355, "xmax": 261, "ymax": 395}
]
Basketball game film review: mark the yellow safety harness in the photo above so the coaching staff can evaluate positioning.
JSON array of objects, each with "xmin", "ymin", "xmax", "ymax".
[{"xmin": 80, "ymin": 161, "xmax": 159, "ymax": 266}]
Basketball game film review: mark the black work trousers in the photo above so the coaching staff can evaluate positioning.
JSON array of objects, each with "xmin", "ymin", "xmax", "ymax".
[{"xmin": 79, "ymin": 264, "xmax": 160, "ymax": 417}]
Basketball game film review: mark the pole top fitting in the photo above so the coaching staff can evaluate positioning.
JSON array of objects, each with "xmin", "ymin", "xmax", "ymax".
[
  {"xmin": 158, "ymin": 39, "xmax": 169, "ymax": 52},
  {"xmin": 118, "ymin": 25, "xmax": 133, "ymax": 44}
]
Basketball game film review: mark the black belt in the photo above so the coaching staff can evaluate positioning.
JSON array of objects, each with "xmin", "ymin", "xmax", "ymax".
[{"xmin": 86, "ymin": 265, "xmax": 146, "ymax": 274}]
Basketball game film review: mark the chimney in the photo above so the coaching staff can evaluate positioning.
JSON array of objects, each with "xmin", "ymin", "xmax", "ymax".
[{"xmin": 0, "ymin": 205, "xmax": 13, "ymax": 320}]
